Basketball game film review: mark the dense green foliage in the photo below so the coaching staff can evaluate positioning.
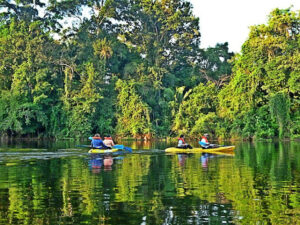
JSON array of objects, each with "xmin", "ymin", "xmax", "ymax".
[
  {"xmin": 115, "ymin": 79, "xmax": 151, "ymax": 137},
  {"xmin": 0, "ymin": 1, "xmax": 299, "ymax": 139},
  {"xmin": 218, "ymin": 9, "xmax": 300, "ymax": 139}
]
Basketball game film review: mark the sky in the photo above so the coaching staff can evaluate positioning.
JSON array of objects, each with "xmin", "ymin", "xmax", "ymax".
[{"xmin": 189, "ymin": 0, "xmax": 300, "ymax": 53}]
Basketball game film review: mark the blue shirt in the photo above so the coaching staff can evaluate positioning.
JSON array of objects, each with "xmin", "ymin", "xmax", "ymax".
[
  {"xmin": 199, "ymin": 141, "xmax": 209, "ymax": 147},
  {"xmin": 91, "ymin": 139, "xmax": 108, "ymax": 149}
]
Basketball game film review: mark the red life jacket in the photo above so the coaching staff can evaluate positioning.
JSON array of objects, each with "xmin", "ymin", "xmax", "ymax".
[
  {"xmin": 93, "ymin": 136, "xmax": 102, "ymax": 140},
  {"xmin": 104, "ymin": 137, "xmax": 112, "ymax": 140},
  {"xmin": 178, "ymin": 138, "xmax": 185, "ymax": 144},
  {"xmin": 201, "ymin": 136, "xmax": 208, "ymax": 143}
]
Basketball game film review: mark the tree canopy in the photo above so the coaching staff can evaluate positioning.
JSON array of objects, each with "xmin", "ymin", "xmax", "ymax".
[{"xmin": 0, "ymin": 1, "xmax": 299, "ymax": 139}]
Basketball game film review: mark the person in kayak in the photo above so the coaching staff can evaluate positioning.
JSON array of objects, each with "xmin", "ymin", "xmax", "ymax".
[
  {"xmin": 199, "ymin": 133, "xmax": 210, "ymax": 148},
  {"xmin": 91, "ymin": 134, "xmax": 110, "ymax": 149},
  {"xmin": 199, "ymin": 133, "xmax": 218, "ymax": 149},
  {"xmin": 103, "ymin": 135, "xmax": 115, "ymax": 148},
  {"xmin": 177, "ymin": 134, "xmax": 193, "ymax": 149}
]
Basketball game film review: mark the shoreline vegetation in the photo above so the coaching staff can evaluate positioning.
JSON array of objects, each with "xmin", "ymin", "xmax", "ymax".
[
  {"xmin": 0, "ymin": 1, "xmax": 299, "ymax": 140},
  {"xmin": 0, "ymin": 135, "xmax": 299, "ymax": 143}
]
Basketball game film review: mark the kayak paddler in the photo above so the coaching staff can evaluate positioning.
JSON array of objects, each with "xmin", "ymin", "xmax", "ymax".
[
  {"xmin": 199, "ymin": 133, "xmax": 218, "ymax": 149},
  {"xmin": 177, "ymin": 134, "xmax": 193, "ymax": 149},
  {"xmin": 199, "ymin": 133, "xmax": 210, "ymax": 147},
  {"xmin": 103, "ymin": 135, "xmax": 115, "ymax": 148},
  {"xmin": 91, "ymin": 134, "xmax": 110, "ymax": 149}
]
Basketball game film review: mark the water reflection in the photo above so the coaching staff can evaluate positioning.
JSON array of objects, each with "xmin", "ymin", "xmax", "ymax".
[
  {"xmin": 104, "ymin": 155, "xmax": 114, "ymax": 170},
  {"xmin": 0, "ymin": 140, "xmax": 299, "ymax": 224},
  {"xmin": 176, "ymin": 152, "xmax": 227, "ymax": 170},
  {"xmin": 177, "ymin": 154, "xmax": 188, "ymax": 167},
  {"xmin": 200, "ymin": 153, "xmax": 210, "ymax": 169},
  {"xmin": 89, "ymin": 154, "xmax": 117, "ymax": 173},
  {"xmin": 200, "ymin": 153, "xmax": 222, "ymax": 170},
  {"xmin": 162, "ymin": 202, "xmax": 236, "ymax": 224},
  {"xmin": 89, "ymin": 154, "xmax": 103, "ymax": 173}
]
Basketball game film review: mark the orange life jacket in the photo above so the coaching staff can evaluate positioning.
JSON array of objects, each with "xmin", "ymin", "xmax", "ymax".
[
  {"xmin": 93, "ymin": 136, "xmax": 102, "ymax": 140},
  {"xmin": 178, "ymin": 138, "xmax": 185, "ymax": 144},
  {"xmin": 201, "ymin": 136, "xmax": 208, "ymax": 143},
  {"xmin": 104, "ymin": 137, "xmax": 112, "ymax": 140}
]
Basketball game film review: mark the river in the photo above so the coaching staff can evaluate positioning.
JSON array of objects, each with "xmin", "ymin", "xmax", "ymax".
[{"xmin": 0, "ymin": 139, "xmax": 299, "ymax": 224}]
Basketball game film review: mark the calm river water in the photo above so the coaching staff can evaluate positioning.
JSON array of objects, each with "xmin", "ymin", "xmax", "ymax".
[{"xmin": 0, "ymin": 139, "xmax": 299, "ymax": 224}]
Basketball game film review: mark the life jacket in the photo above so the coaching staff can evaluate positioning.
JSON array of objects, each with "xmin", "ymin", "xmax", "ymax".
[
  {"xmin": 92, "ymin": 136, "xmax": 102, "ymax": 140},
  {"xmin": 178, "ymin": 138, "xmax": 185, "ymax": 144},
  {"xmin": 104, "ymin": 137, "xmax": 112, "ymax": 140},
  {"xmin": 201, "ymin": 136, "xmax": 208, "ymax": 144}
]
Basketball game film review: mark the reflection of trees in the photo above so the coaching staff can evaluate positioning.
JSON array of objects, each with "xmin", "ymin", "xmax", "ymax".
[
  {"xmin": 0, "ymin": 160, "xmax": 61, "ymax": 224},
  {"xmin": 165, "ymin": 141, "xmax": 300, "ymax": 224},
  {"xmin": 225, "ymin": 142, "xmax": 300, "ymax": 224},
  {"xmin": 0, "ymin": 141, "xmax": 299, "ymax": 224},
  {"xmin": 114, "ymin": 155, "xmax": 151, "ymax": 202},
  {"xmin": 163, "ymin": 201, "xmax": 235, "ymax": 224}
]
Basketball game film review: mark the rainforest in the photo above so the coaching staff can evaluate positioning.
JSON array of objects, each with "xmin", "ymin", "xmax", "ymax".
[{"xmin": 0, "ymin": 0, "xmax": 299, "ymax": 140}]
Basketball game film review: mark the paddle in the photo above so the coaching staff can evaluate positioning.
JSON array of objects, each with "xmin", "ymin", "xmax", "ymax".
[
  {"xmin": 124, "ymin": 147, "xmax": 132, "ymax": 153},
  {"xmin": 113, "ymin": 144, "xmax": 132, "ymax": 153},
  {"xmin": 113, "ymin": 144, "xmax": 124, "ymax": 149}
]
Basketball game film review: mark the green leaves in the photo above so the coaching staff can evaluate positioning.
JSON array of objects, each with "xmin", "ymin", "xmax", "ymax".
[
  {"xmin": 269, "ymin": 93, "xmax": 290, "ymax": 138},
  {"xmin": 115, "ymin": 79, "xmax": 151, "ymax": 137},
  {"xmin": 0, "ymin": 2, "xmax": 298, "ymax": 139},
  {"xmin": 218, "ymin": 8, "xmax": 299, "ymax": 139},
  {"xmin": 172, "ymin": 82, "xmax": 218, "ymax": 136},
  {"xmin": 93, "ymin": 38, "xmax": 113, "ymax": 60}
]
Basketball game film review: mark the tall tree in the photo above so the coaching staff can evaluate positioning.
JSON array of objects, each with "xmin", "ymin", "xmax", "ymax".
[
  {"xmin": 198, "ymin": 43, "xmax": 234, "ymax": 88},
  {"xmin": 218, "ymin": 8, "xmax": 300, "ymax": 138},
  {"xmin": 172, "ymin": 82, "xmax": 218, "ymax": 136},
  {"xmin": 112, "ymin": 0, "xmax": 201, "ymax": 134},
  {"xmin": 115, "ymin": 79, "xmax": 151, "ymax": 137},
  {"xmin": 0, "ymin": 20, "xmax": 61, "ymax": 136}
]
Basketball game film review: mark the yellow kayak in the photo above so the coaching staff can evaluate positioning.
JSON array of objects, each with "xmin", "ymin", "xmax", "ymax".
[
  {"xmin": 88, "ymin": 148, "xmax": 121, "ymax": 154},
  {"xmin": 165, "ymin": 146, "xmax": 235, "ymax": 154}
]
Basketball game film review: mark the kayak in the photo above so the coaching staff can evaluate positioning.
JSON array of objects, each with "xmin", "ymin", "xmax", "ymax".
[
  {"xmin": 88, "ymin": 148, "xmax": 122, "ymax": 154},
  {"xmin": 165, "ymin": 146, "xmax": 235, "ymax": 154}
]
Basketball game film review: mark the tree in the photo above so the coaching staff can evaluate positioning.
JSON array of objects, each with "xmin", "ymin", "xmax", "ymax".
[
  {"xmin": 0, "ymin": 20, "xmax": 61, "ymax": 136},
  {"xmin": 64, "ymin": 63, "xmax": 102, "ymax": 137},
  {"xmin": 218, "ymin": 8, "xmax": 300, "ymax": 138},
  {"xmin": 198, "ymin": 43, "xmax": 234, "ymax": 88},
  {"xmin": 115, "ymin": 79, "xmax": 151, "ymax": 137},
  {"xmin": 269, "ymin": 93, "xmax": 290, "ymax": 138},
  {"xmin": 112, "ymin": 0, "xmax": 202, "ymax": 134},
  {"xmin": 173, "ymin": 82, "xmax": 218, "ymax": 136}
]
